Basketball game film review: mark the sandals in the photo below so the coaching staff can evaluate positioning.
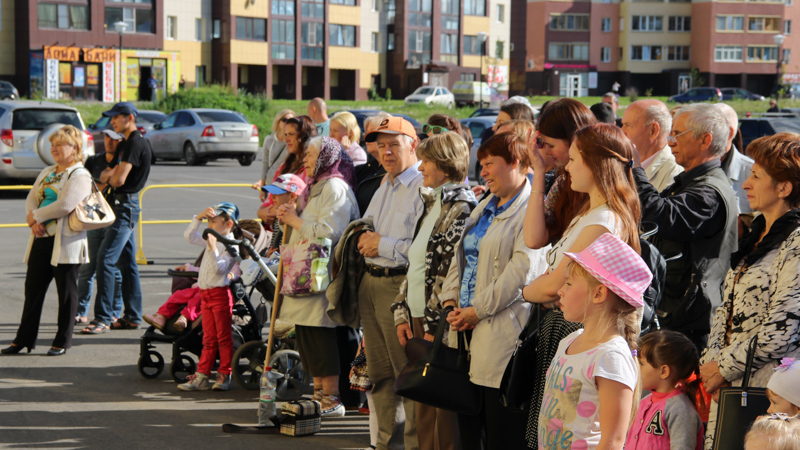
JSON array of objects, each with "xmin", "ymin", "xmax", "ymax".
[
  {"xmin": 81, "ymin": 322, "xmax": 110, "ymax": 334},
  {"xmin": 75, "ymin": 316, "xmax": 88, "ymax": 324},
  {"xmin": 110, "ymin": 318, "xmax": 140, "ymax": 330}
]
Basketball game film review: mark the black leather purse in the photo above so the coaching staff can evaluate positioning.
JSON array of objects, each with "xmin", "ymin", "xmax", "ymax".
[
  {"xmin": 712, "ymin": 335, "xmax": 770, "ymax": 450},
  {"xmin": 394, "ymin": 307, "xmax": 482, "ymax": 415},
  {"xmin": 498, "ymin": 304, "xmax": 542, "ymax": 412}
]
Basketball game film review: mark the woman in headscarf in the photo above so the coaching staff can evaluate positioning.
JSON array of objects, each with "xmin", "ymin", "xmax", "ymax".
[{"xmin": 276, "ymin": 136, "xmax": 360, "ymax": 417}]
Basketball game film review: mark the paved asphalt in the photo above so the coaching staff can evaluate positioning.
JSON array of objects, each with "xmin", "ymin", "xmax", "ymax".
[{"xmin": 0, "ymin": 159, "xmax": 370, "ymax": 450}]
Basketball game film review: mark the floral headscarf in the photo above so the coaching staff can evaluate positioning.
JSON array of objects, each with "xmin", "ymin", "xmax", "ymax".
[{"xmin": 303, "ymin": 136, "xmax": 356, "ymax": 204}]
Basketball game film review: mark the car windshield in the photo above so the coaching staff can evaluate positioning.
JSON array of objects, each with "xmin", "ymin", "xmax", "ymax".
[
  {"xmin": 414, "ymin": 87, "xmax": 435, "ymax": 95},
  {"xmin": 196, "ymin": 111, "xmax": 248, "ymax": 123},
  {"xmin": 138, "ymin": 112, "xmax": 166, "ymax": 124},
  {"xmin": 12, "ymin": 109, "xmax": 82, "ymax": 130}
]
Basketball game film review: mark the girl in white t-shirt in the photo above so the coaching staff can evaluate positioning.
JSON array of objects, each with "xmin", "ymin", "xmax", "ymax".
[{"xmin": 538, "ymin": 233, "xmax": 651, "ymax": 450}]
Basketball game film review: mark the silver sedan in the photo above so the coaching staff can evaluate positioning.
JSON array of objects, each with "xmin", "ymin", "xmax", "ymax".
[{"xmin": 146, "ymin": 108, "xmax": 259, "ymax": 166}]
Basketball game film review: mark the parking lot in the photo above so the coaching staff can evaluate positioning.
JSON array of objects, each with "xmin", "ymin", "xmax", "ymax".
[{"xmin": 0, "ymin": 160, "xmax": 370, "ymax": 450}]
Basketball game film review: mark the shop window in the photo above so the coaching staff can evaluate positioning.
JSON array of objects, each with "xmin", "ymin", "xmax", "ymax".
[
  {"xmin": 236, "ymin": 17, "xmax": 267, "ymax": 41},
  {"xmin": 39, "ymin": 4, "xmax": 89, "ymax": 30}
]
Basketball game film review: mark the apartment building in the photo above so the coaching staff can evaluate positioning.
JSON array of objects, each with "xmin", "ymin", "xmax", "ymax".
[{"xmin": 517, "ymin": 0, "xmax": 796, "ymax": 97}]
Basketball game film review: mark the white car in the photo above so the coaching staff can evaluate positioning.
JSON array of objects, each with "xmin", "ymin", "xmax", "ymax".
[{"xmin": 404, "ymin": 86, "xmax": 455, "ymax": 108}]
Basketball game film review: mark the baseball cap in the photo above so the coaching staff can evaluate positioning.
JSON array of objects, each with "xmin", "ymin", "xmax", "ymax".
[
  {"xmin": 564, "ymin": 233, "xmax": 653, "ymax": 308},
  {"xmin": 100, "ymin": 129, "xmax": 124, "ymax": 140},
  {"xmin": 364, "ymin": 117, "xmax": 417, "ymax": 143},
  {"xmin": 261, "ymin": 173, "xmax": 307, "ymax": 195},
  {"xmin": 102, "ymin": 102, "xmax": 139, "ymax": 118},
  {"xmin": 213, "ymin": 201, "xmax": 240, "ymax": 224}
]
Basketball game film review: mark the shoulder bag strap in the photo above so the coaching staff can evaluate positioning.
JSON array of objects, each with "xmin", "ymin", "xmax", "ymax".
[{"xmin": 741, "ymin": 335, "xmax": 758, "ymax": 390}]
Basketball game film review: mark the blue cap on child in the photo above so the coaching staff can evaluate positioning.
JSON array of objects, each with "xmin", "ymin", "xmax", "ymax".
[{"xmin": 213, "ymin": 202, "xmax": 239, "ymax": 224}]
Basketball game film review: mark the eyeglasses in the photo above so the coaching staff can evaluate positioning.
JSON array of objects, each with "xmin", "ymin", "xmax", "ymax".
[
  {"xmin": 422, "ymin": 124, "xmax": 449, "ymax": 135},
  {"xmin": 667, "ymin": 129, "xmax": 692, "ymax": 145}
]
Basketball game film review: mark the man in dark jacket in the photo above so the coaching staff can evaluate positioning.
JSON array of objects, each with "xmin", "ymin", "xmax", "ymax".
[{"xmin": 633, "ymin": 103, "xmax": 738, "ymax": 350}]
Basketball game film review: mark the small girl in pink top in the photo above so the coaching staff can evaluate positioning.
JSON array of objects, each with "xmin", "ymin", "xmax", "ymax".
[{"xmin": 626, "ymin": 330, "xmax": 705, "ymax": 450}]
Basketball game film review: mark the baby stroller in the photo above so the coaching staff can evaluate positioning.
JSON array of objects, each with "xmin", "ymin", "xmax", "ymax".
[{"xmin": 137, "ymin": 227, "xmax": 312, "ymax": 400}]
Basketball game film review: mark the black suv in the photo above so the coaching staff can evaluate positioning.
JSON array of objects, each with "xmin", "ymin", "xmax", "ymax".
[{"xmin": 739, "ymin": 114, "xmax": 800, "ymax": 151}]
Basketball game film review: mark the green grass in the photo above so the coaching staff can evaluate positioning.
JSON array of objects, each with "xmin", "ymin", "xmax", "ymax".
[{"xmin": 61, "ymin": 86, "xmax": 800, "ymax": 144}]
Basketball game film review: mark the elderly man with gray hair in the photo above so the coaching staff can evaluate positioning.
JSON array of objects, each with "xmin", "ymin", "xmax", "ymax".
[
  {"xmin": 715, "ymin": 103, "xmax": 754, "ymax": 216},
  {"xmin": 633, "ymin": 103, "xmax": 738, "ymax": 351},
  {"xmin": 622, "ymin": 99, "xmax": 683, "ymax": 192}
]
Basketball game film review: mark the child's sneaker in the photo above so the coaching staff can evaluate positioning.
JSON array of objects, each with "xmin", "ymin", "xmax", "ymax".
[
  {"xmin": 320, "ymin": 394, "xmax": 345, "ymax": 418},
  {"xmin": 143, "ymin": 313, "xmax": 166, "ymax": 331},
  {"xmin": 173, "ymin": 315, "xmax": 189, "ymax": 332},
  {"xmin": 212, "ymin": 373, "xmax": 231, "ymax": 391},
  {"xmin": 178, "ymin": 373, "xmax": 210, "ymax": 391}
]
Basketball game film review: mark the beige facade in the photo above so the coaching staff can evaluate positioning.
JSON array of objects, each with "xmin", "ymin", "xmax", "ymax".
[{"xmin": 163, "ymin": 0, "xmax": 212, "ymax": 85}]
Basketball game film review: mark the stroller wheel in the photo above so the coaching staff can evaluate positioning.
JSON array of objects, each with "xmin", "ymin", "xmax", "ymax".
[
  {"xmin": 270, "ymin": 349, "xmax": 312, "ymax": 401},
  {"xmin": 138, "ymin": 350, "xmax": 165, "ymax": 379},
  {"xmin": 170, "ymin": 355, "xmax": 197, "ymax": 383},
  {"xmin": 232, "ymin": 340, "xmax": 267, "ymax": 390}
]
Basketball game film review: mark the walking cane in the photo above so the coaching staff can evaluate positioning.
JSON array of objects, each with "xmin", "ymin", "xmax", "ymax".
[{"xmin": 264, "ymin": 223, "xmax": 290, "ymax": 369}]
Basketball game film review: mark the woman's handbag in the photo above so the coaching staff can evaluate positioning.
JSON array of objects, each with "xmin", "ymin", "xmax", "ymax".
[
  {"xmin": 280, "ymin": 237, "xmax": 332, "ymax": 295},
  {"xmin": 498, "ymin": 304, "xmax": 542, "ymax": 412},
  {"xmin": 393, "ymin": 307, "xmax": 482, "ymax": 416},
  {"xmin": 712, "ymin": 335, "xmax": 770, "ymax": 450},
  {"xmin": 68, "ymin": 169, "xmax": 115, "ymax": 232},
  {"xmin": 349, "ymin": 341, "xmax": 372, "ymax": 392}
]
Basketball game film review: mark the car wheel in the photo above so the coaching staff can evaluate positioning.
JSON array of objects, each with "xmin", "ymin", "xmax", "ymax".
[
  {"xmin": 184, "ymin": 142, "xmax": 199, "ymax": 166},
  {"xmin": 237, "ymin": 154, "xmax": 255, "ymax": 166}
]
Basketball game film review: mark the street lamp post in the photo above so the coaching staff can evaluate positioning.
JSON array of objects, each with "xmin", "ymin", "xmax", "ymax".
[
  {"xmin": 114, "ymin": 21, "xmax": 128, "ymax": 102},
  {"xmin": 477, "ymin": 31, "xmax": 487, "ymax": 108},
  {"xmin": 774, "ymin": 33, "xmax": 786, "ymax": 98}
]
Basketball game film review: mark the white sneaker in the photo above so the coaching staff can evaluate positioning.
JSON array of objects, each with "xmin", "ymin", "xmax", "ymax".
[
  {"xmin": 212, "ymin": 373, "xmax": 231, "ymax": 391},
  {"xmin": 320, "ymin": 394, "xmax": 345, "ymax": 418},
  {"xmin": 178, "ymin": 373, "xmax": 210, "ymax": 391}
]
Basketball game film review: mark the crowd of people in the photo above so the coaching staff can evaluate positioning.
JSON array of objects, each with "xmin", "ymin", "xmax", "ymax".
[{"xmin": 4, "ymin": 94, "xmax": 800, "ymax": 450}]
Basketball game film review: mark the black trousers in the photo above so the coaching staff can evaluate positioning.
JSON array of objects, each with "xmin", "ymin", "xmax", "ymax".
[
  {"xmin": 14, "ymin": 237, "xmax": 80, "ymax": 350},
  {"xmin": 458, "ymin": 385, "xmax": 529, "ymax": 450}
]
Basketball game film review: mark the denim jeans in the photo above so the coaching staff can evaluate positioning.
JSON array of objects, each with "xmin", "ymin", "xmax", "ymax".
[
  {"xmin": 76, "ymin": 228, "xmax": 123, "ymax": 318},
  {"xmin": 93, "ymin": 197, "xmax": 143, "ymax": 326}
]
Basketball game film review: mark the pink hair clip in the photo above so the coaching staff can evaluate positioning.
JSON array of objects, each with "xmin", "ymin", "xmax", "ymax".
[{"xmin": 774, "ymin": 357, "xmax": 795, "ymax": 372}]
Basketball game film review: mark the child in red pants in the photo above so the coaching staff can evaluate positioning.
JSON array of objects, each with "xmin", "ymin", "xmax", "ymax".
[{"xmin": 178, "ymin": 202, "xmax": 240, "ymax": 392}]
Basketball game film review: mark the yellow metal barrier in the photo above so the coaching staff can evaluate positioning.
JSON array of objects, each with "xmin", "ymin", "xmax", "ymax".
[
  {"xmin": 136, "ymin": 183, "xmax": 251, "ymax": 264},
  {"xmin": 0, "ymin": 185, "xmax": 33, "ymax": 228}
]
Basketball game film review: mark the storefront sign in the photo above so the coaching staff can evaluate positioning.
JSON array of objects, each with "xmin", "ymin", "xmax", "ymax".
[
  {"xmin": 46, "ymin": 59, "xmax": 59, "ymax": 99},
  {"xmin": 783, "ymin": 73, "xmax": 800, "ymax": 84},
  {"xmin": 87, "ymin": 65, "xmax": 99, "ymax": 85},
  {"xmin": 487, "ymin": 65, "xmax": 508, "ymax": 91},
  {"xmin": 84, "ymin": 48, "xmax": 117, "ymax": 63},
  {"xmin": 103, "ymin": 62, "xmax": 115, "ymax": 102},
  {"xmin": 44, "ymin": 46, "xmax": 80, "ymax": 62}
]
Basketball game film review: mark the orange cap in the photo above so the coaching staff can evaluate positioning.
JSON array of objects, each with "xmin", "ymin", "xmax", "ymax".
[{"xmin": 364, "ymin": 116, "xmax": 418, "ymax": 143}]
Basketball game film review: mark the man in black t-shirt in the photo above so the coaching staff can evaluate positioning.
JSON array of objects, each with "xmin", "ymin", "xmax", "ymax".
[{"xmin": 83, "ymin": 102, "xmax": 152, "ymax": 333}]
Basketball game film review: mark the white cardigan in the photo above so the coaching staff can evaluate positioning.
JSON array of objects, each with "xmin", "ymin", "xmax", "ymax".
[{"xmin": 24, "ymin": 163, "xmax": 91, "ymax": 266}]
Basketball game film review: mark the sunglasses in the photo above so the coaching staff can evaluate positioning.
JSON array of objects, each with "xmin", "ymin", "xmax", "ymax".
[
  {"xmin": 535, "ymin": 137, "xmax": 544, "ymax": 149},
  {"xmin": 280, "ymin": 117, "xmax": 292, "ymax": 123},
  {"xmin": 422, "ymin": 124, "xmax": 449, "ymax": 135}
]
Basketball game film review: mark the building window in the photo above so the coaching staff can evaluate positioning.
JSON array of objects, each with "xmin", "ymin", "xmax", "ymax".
[
  {"xmin": 630, "ymin": 45, "xmax": 663, "ymax": 61},
  {"xmin": 496, "ymin": 4, "xmax": 504, "ymax": 23},
  {"xmin": 271, "ymin": 0, "xmax": 295, "ymax": 15},
  {"xmin": 717, "ymin": 15, "xmax": 744, "ymax": 31},
  {"xmin": 167, "ymin": 16, "xmax": 177, "ymax": 39},
  {"xmin": 212, "ymin": 19, "xmax": 220, "ymax": 39},
  {"xmin": 39, "ymin": 4, "xmax": 89, "ymax": 30},
  {"xmin": 784, "ymin": 48, "xmax": 791, "ymax": 63},
  {"xmin": 668, "ymin": 16, "xmax": 691, "ymax": 31},
  {"xmin": 464, "ymin": 0, "xmax": 485, "ymax": 16},
  {"xmin": 372, "ymin": 0, "xmax": 379, "ymax": 11},
  {"xmin": 748, "ymin": 16, "xmax": 781, "ymax": 32},
  {"xmin": 442, "ymin": 0, "xmax": 459, "ymax": 29},
  {"xmin": 236, "ymin": 17, "xmax": 267, "ymax": 41},
  {"xmin": 441, "ymin": 33, "xmax": 458, "ymax": 63},
  {"xmin": 601, "ymin": 18, "xmax": 611, "ymax": 32},
  {"xmin": 408, "ymin": 30, "xmax": 431, "ymax": 67},
  {"xmin": 550, "ymin": 14, "xmax": 590, "ymax": 31},
  {"xmin": 302, "ymin": 0, "xmax": 325, "ymax": 18},
  {"xmin": 388, "ymin": 33, "xmax": 395, "ymax": 50},
  {"xmin": 785, "ymin": 19, "xmax": 792, "ymax": 34},
  {"xmin": 105, "ymin": 7, "xmax": 153, "ymax": 33},
  {"xmin": 667, "ymin": 45, "xmax": 690, "ymax": 61},
  {"xmin": 409, "ymin": 0, "xmax": 432, "ymax": 27},
  {"xmin": 601, "ymin": 47, "xmax": 611, "ymax": 62},
  {"xmin": 548, "ymin": 42, "xmax": 589, "ymax": 60},
  {"xmin": 495, "ymin": 40, "xmax": 504, "ymax": 59},
  {"xmin": 301, "ymin": 22, "xmax": 324, "ymax": 60},
  {"xmin": 330, "ymin": 0, "xmax": 356, "ymax": 5},
  {"xmin": 329, "ymin": 24, "xmax": 356, "ymax": 46},
  {"xmin": 714, "ymin": 45, "xmax": 743, "ymax": 62},
  {"xmin": 619, "ymin": 17, "xmax": 624, "ymax": 31},
  {"xmin": 464, "ymin": 35, "xmax": 483, "ymax": 55},
  {"xmin": 196, "ymin": 18, "xmax": 206, "ymax": 41},
  {"xmin": 747, "ymin": 46, "xmax": 778, "ymax": 62},
  {"xmin": 631, "ymin": 15, "xmax": 663, "ymax": 32},
  {"xmin": 371, "ymin": 32, "xmax": 380, "ymax": 52},
  {"xmin": 196, "ymin": 66, "xmax": 206, "ymax": 87},
  {"xmin": 272, "ymin": 19, "xmax": 295, "ymax": 59}
]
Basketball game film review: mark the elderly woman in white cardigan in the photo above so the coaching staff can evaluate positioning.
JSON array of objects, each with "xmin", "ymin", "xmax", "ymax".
[{"xmin": 2, "ymin": 126, "xmax": 91, "ymax": 356}]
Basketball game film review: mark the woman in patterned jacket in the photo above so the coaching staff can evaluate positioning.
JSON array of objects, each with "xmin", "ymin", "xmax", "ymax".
[
  {"xmin": 699, "ymin": 132, "xmax": 800, "ymax": 449},
  {"xmin": 391, "ymin": 131, "xmax": 477, "ymax": 450}
]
